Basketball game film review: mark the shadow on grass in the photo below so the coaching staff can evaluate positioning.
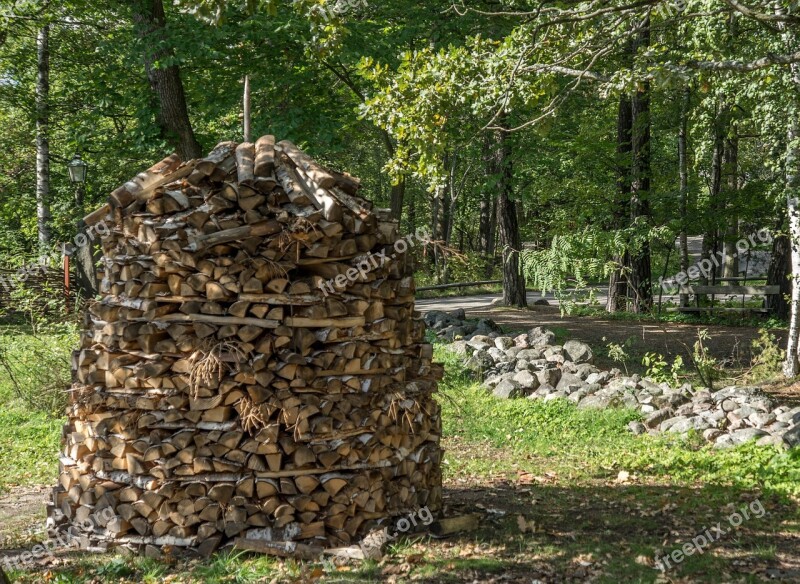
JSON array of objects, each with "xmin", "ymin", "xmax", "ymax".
[{"xmin": 5, "ymin": 481, "xmax": 798, "ymax": 584}]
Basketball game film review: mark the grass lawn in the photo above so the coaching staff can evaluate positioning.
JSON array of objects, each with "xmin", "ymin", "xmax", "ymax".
[{"xmin": 1, "ymin": 336, "xmax": 799, "ymax": 582}]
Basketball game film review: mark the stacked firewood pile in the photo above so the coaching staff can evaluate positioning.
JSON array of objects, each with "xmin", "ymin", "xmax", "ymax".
[{"xmin": 47, "ymin": 137, "xmax": 443, "ymax": 556}]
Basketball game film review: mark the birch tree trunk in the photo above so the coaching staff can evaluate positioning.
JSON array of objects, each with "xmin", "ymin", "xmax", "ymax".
[
  {"xmin": 36, "ymin": 25, "xmax": 51, "ymax": 253},
  {"xmin": 723, "ymin": 129, "xmax": 740, "ymax": 278},
  {"xmin": 783, "ymin": 70, "xmax": 800, "ymax": 377}
]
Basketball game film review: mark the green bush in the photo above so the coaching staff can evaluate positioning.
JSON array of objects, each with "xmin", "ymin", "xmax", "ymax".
[{"xmin": 0, "ymin": 323, "xmax": 78, "ymax": 416}]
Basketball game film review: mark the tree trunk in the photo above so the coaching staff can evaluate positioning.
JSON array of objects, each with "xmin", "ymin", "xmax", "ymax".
[
  {"xmin": 784, "ymin": 67, "xmax": 800, "ymax": 377},
  {"xmin": 0, "ymin": 565, "xmax": 9, "ymax": 584},
  {"xmin": 133, "ymin": 0, "xmax": 202, "ymax": 161},
  {"xmin": 723, "ymin": 128, "xmax": 739, "ymax": 278},
  {"xmin": 678, "ymin": 87, "xmax": 691, "ymax": 307},
  {"xmin": 628, "ymin": 17, "xmax": 653, "ymax": 313},
  {"xmin": 36, "ymin": 25, "xmax": 51, "ymax": 253},
  {"xmin": 766, "ymin": 230, "xmax": 791, "ymax": 320},
  {"xmin": 493, "ymin": 127, "xmax": 527, "ymax": 308},
  {"xmin": 704, "ymin": 104, "xmax": 727, "ymax": 286},
  {"xmin": 390, "ymin": 178, "xmax": 405, "ymax": 223},
  {"xmin": 608, "ymin": 93, "xmax": 633, "ymax": 312}
]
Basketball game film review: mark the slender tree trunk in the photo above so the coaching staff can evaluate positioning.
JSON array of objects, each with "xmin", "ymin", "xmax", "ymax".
[
  {"xmin": 678, "ymin": 87, "xmax": 691, "ymax": 307},
  {"xmin": 608, "ymin": 93, "xmax": 633, "ymax": 312},
  {"xmin": 407, "ymin": 190, "xmax": 416, "ymax": 234},
  {"xmin": 723, "ymin": 128, "xmax": 740, "ymax": 278},
  {"xmin": 784, "ymin": 64, "xmax": 800, "ymax": 376},
  {"xmin": 702, "ymin": 106, "xmax": 727, "ymax": 287},
  {"xmin": 36, "ymin": 25, "xmax": 51, "ymax": 253},
  {"xmin": 628, "ymin": 16, "xmax": 653, "ymax": 313},
  {"xmin": 390, "ymin": 178, "xmax": 406, "ymax": 223},
  {"xmin": 493, "ymin": 126, "xmax": 527, "ymax": 307},
  {"xmin": 766, "ymin": 229, "xmax": 791, "ymax": 320},
  {"xmin": 133, "ymin": 0, "xmax": 202, "ymax": 160},
  {"xmin": 0, "ymin": 565, "xmax": 9, "ymax": 584}
]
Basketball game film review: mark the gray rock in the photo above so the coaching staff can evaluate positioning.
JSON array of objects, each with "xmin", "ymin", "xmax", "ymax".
[
  {"xmin": 556, "ymin": 372, "xmax": 585, "ymax": 393},
  {"xmin": 528, "ymin": 327, "xmax": 556, "ymax": 347},
  {"xmin": 628, "ymin": 421, "xmax": 647, "ymax": 435},
  {"xmin": 487, "ymin": 348, "xmax": 505, "ymax": 362},
  {"xmin": 493, "ymin": 379, "xmax": 522, "ymax": 399},
  {"xmin": 448, "ymin": 308, "xmax": 466, "ymax": 320},
  {"xmin": 720, "ymin": 399, "xmax": 738, "ymax": 412},
  {"xmin": 513, "ymin": 370, "xmax": 539, "ymax": 390},
  {"xmin": 543, "ymin": 391, "xmax": 568, "ymax": 402},
  {"xmin": 439, "ymin": 325, "xmax": 468, "ymax": 340},
  {"xmin": 578, "ymin": 395, "xmax": 614, "ymax": 410},
  {"xmin": 516, "ymin": 348, "xmax": 545, "ymax": 361},
  {"xmin": 574, "ymin": 363, "xmax": 600, "ymax": 380},
  {"xmin": 533, "ymin": 298, "xmax": 550, "ymax": 306},
  {"xmin": 564, "ymin": 340, "xmax": 594, "ymax": 364},
  {"xmin": 513, "ymin": 334, "xmax": 530, "ymax": 348},
  {"xmin": 515, "ymin": 359, "xmax": 530, "ymax": 371},
  {"xmin": 465, "ymin": 350, "xmax": 494, "ymax": 371},
  {"xmin": 536, "ymin": 368, "xmax": 561, "ymax": 388},
  {"xmin": 644, "ymin": 408, "xmax": 674, "ymax": 429},
  {"xmin": 748, "ymin": 412, "xmax": 777, "ymax": 428},
  {"xmin": 670, "ymin": 416, "xmax": 712, "ymax": 434},
  {"xmin": 659, "ymin": 415, "xmax": 689, "ymax": 432},
  {"xmin": 638, "ymin": 378, "xmax": 663, "ymax": 393},
  {"xmin": 703, "ymin": 428, "xmax": 724, "ymax": 442},
  {"xmin": 734, "ymin": 405, "xmax": 757, "ymax": 419},
  {"xmin": 568, "ymin": 389, "xmax": 590, "ymax": 403},
  {"xmin": 777, "ymin": 407, "xmax": 800, "ymax": 424},
  {"xmin": 586, "ymin": 371, "xmax": 611, "ymax": 385},
  {"xmin": 535, "ymin": 383, "xmax": 556, "ymax": 396},
  {"xmin": 449, "ymin": 340, "xmax": 471, "ymax": 357},
  {"xmin": 505, "ymin": 346, "xmax": 522, "ymax": 360},
  {"xmin": 757, "ymin": 435, "xmax": 786, "ymax": 448},
  {"xmin": 495, "ymin": 337, "xmax": 515, "ymax": 350},
  {"xmin": 783, "ymin": 425, "xmax": 800, "ymax": 448},
  {"xmin": 728, "ymin": 428, "xmax": 768, "ymax": 445},
  {"xmin": 475, "ymin": 318, "xmax": 502, "ymax": 335}
]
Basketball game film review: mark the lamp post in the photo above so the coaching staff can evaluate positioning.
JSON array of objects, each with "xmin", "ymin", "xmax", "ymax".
[
  {"xmin": 67, "ymin": 153, "xmax": 97, "ymax": 302},
  {"xmin": 67, "ymin": 153, "xmax": 88, "ymax": 207}
]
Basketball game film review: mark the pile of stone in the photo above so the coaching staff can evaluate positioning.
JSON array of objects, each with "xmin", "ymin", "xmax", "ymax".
[{"xmin": 424, "ymin": 310, "xmax": 800, "ymax": 450}]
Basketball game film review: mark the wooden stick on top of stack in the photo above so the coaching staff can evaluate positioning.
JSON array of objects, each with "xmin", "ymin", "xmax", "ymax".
[{"xmin": 48, "ymin": 136, "xmax": 443, "ymax": 556}]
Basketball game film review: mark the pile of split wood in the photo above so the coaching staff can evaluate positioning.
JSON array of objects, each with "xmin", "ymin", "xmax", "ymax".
[{"xmin": 48, "ymin": 137, "xmax": 443, "ymax": 556}]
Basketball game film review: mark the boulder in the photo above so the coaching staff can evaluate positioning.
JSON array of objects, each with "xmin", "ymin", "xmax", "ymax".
[
  {"xmin": 495, "ymin": 337, "xmax": 515, "ymax": 350},
  {"xmin": 493, "ymin": 379, "xmax": 522, "ymax": 399},
  {"xmin": 513, "ymin": 370, "xmax": 539, "ymax": 391},
  {"xmin": 627, "ymin": 421, "xmax": 647, "ymax": 435},
  {"xmin": 728, "ymin": 428, "xmax": 768, "ymax": 445},
  {"xmin": 556, "ymin": 372, "xmax": 585, "ymax": 393},
  {"xmin": 528, "ymin": 327, "xmax": 556, "ymax": 347},
  {"xmin": 564, "ymin": 340, "xmax": 594, "ymax": 364},
  {"xmin": 577, "ymin": 395, "xmax": 614, "ymax": 410},
  {"xmin": 465, "ymin": 350, "xmax": 494, "ymax": 372},
  {"xmin": 783, "ymin": 425, "xmax": 800, "ymax": 448}
]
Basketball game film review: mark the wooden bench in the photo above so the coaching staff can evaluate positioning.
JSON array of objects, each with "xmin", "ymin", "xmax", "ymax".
[{"xmin": 673, "ymin": 284, "xmax": 780, "ymax": 314}]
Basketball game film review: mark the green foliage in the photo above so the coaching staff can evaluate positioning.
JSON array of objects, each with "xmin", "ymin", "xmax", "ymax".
[
  {"xmin": 0, "ymin": 324, "xmax": 77, "ymax": 416},
  {"xmin": 642, "ymin": 352, "xmax": 684, "ymax": 384},
  {"xmin": 747, "ymin": 328, "xmax": 786, "ymax": 382},
  {"xmin": 691, "ymin": 329, "xmax": 720, "ymax": 390}
]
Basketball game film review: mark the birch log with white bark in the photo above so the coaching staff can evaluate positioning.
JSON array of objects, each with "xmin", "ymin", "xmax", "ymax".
[{"xmin": 36, "ymin": 25, "xmax": 51, "ymax": 252}]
